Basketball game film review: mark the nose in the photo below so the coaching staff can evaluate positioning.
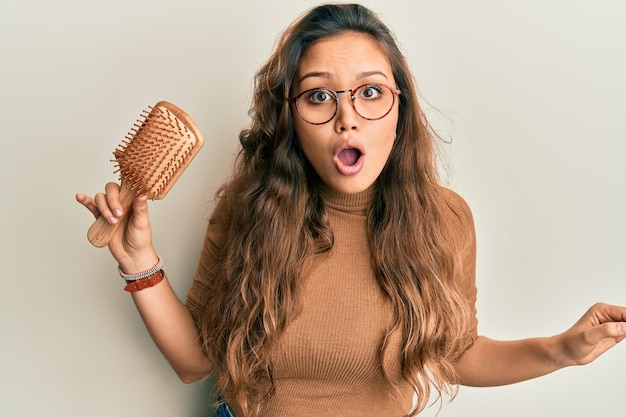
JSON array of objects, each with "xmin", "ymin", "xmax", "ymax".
[{"xmin": 333, "ymin": 90, "xmax": 358, "ymax": 132}]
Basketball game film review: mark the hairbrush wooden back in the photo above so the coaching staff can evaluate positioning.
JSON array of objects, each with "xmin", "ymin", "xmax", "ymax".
[{"xmin": 87, "ymin": 101, "xmax": 204, "ymax": 247}]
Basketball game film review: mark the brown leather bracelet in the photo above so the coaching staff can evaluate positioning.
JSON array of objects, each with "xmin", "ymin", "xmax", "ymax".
[{"xmin": 124, "ymin": 270, "xmax": 165, "ymax": 292}]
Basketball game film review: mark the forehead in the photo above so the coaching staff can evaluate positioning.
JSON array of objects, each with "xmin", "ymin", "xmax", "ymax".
[{"xmin": 295, "ymin": 32, "xmax": 393, "ymax": 85}]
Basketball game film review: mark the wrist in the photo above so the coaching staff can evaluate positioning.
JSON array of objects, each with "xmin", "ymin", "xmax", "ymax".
[
  {"xmin": 117, "ymin": 252, "xmax": 165, "ymax": 293},
  {"xmin": 547, "ymin": 333, "xmax": 576, "ymax": 369},
  {"xmin": 118, "ymin": 251, "xmax": 159, "ymax": 275}
]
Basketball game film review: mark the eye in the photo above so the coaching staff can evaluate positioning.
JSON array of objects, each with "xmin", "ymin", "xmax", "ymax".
[
  {"xmin": 306, "ymin": 89, "xmax": 334, "ymax": 104},
  {"xmin": 359, "ymin": 84, "xmax": 383, "ymax": 100}
]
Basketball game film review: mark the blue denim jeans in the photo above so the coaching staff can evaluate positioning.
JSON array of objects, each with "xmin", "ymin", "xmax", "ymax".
[{"xmin": 213, "ymin": 402, "xmax": 234, "ymax": 417}]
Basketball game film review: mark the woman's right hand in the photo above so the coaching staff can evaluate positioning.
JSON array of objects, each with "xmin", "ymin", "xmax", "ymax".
[{"xmin": 76, "ymin": 182, "xmax": 159, "ymax": 273}]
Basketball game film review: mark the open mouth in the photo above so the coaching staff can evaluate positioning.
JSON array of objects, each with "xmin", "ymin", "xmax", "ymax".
[
  {"xmin": 334, "ymin": 145, "xmax": 364, "ymax": 176},
  {"xmin": 338, "ymin": 147, "xmax": 362, "ymax": 166}
]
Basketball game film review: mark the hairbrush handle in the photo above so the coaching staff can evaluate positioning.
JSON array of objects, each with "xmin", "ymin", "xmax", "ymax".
[{"xmin": 87, "ymin": 182, "xmax": 136, "ymax": 248}]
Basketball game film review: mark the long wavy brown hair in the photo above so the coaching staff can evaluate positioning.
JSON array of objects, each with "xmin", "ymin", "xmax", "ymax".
[{"xmin": 197, "ymin": 4, "xmax": 475, "ymax": 416}]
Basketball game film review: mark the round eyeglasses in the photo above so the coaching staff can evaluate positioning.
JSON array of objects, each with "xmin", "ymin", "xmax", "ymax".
[{"xmin": 288, "ymin": 83, "xmax": 401, "ymax": 125}]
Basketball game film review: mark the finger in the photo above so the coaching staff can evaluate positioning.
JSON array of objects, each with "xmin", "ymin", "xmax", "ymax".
[
  {"xmin": 586, "ymin": 322, "xmax": 626, "ymax": 345},
  {"xmin": 94, "ymin": 192, "xmax": 118, "ymax": 225},
  {"xmin": 104, "ymin": 182, "xmax": 123, "ymax": 218},
  {"xmin": 117, "ymin": 195, "xmax": 154, "ymax": 253},
  {"xmin": 129, "ymin": 195, "xmax": 151, "ymax": 229},
  {"xmin": 133, "ymin": 194, "xmax": 149, "ymax": 213},
  {"xmin": 75, "ymin": 193, "xmax": 100, "ymax": 218},
  {"xmin": 589, "ymin": 303, "xmax": 626, "ymax": 325}
]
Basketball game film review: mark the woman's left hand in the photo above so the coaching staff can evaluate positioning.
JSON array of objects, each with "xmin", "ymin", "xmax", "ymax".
[{"xmin": 556, "ymin": 302, "xmax": 626, "ymax": 366}]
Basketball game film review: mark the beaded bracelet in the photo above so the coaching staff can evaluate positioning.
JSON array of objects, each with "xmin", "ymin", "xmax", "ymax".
[{"xmin": 118, "ymin": 256, "xmax": 163, "ymax": 282}]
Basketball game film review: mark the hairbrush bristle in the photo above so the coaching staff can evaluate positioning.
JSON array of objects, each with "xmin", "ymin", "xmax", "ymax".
[{"xmin": 111, "ymin": 104, "xmax": 199, "ymax": 199}]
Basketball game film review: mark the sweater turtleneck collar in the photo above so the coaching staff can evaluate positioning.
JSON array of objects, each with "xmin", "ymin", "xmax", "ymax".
[{"xmin": 319, "ymin": 184, "xmax": 376, "ymax": 214}]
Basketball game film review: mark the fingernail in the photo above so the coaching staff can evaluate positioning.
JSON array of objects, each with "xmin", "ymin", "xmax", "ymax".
[
  {"xmin": 619, "ymin": 323, "xmax": 626, "ymax": 334},
  {"xmin": 113, "ymin": 209, "xmax": 122, "ymax": 217},
  {"xmin": 108, "ymin": 216, "xmax": 118, "ymax": 224}
]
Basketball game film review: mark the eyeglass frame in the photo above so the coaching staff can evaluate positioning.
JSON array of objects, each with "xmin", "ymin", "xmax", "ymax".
[{"xmin": 287, "ymin": 83, "xmax": 402, "ymax": 125}]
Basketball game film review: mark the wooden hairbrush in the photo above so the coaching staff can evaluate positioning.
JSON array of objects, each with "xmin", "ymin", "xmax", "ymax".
[{"xmin": 87, "ymin": 101, "xmax": 204, "ymax": 247}]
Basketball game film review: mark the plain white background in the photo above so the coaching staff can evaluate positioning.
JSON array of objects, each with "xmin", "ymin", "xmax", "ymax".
[{"xmin": 1, "ymin": 1, "xmax": 625, "ymax": 416}]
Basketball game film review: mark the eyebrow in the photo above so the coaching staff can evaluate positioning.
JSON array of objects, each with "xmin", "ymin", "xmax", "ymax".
[
  {"xmin": 356, "ymin": 70, "xmax": 389, "ymax": 80},
  {"xmin": 297, "ymin": 70, "xmax": 389, "ymax": 84}
]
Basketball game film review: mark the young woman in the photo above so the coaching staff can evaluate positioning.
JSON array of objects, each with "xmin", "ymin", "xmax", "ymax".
[{"xmin": 76, "ymin": 4, "xmax": 626, "ymax": 417}]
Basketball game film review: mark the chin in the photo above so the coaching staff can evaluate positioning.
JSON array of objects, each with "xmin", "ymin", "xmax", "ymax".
[{"xmin": 327, "ymin": 177, "xmax": 375, "ymax": 194}]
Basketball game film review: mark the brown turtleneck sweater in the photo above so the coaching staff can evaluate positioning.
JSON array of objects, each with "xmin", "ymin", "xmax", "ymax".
[{"xmin": 186, "ymin": 186, "xmax": 478, "ymax": 417}]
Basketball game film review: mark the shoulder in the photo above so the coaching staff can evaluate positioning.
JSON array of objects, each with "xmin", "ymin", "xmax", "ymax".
[
  {"xmin": 437, "ymin": 186, "xmax": 474, "ymax": 225},
  {"xmin": 197, "ymin": 189, "xmax": 233, "ymax": 261},
  {"xmin": 208, "ymin": 191, "xmax": 229, "ymax": 224},
  {"xmin": 206, "ymin": 184, "xmax": 237, "ymax": 231},
  {"xmin": 434, "ymin": 186, "xmax": 476, "ymax": 248}
]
